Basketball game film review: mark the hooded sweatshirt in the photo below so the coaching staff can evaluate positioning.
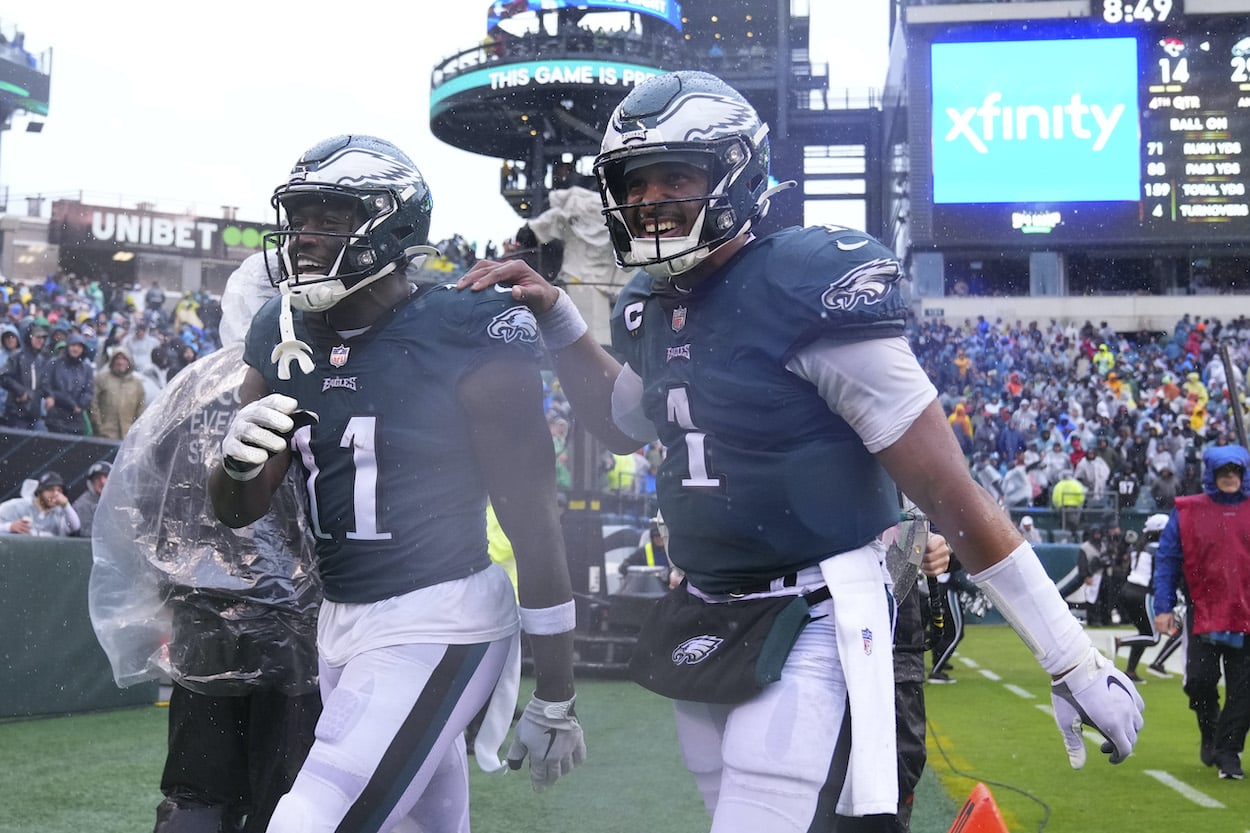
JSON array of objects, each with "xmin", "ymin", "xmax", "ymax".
[
  {"xmin": 43, "ymin": 334, "xmax": 96, "ymax": 435},
  {"xmin": 91, "ymin": 346, "xmax": 146, "ymax": 440}
]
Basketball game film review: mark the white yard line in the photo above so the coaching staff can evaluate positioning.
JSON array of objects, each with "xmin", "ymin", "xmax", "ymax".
[
  {"xmin": 1003, "ymin": 683, "xmax": 1035, "ymax": 699},
  {"xmin": 1142, "ymin": 770, "xmax": 1226, "ymax": 809},
  {"xmin": 975, "ymin": 659, "xmax": 1230, "ymax": 814}
]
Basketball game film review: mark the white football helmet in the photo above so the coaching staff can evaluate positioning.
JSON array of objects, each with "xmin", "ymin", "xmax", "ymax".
[
  {"xmin": 265, "ymin": 135, "xmax": 434, "ymax": 312},
  {"xmin": 594, "ymin": 71, "xmax": 785, "ymax": 277}
]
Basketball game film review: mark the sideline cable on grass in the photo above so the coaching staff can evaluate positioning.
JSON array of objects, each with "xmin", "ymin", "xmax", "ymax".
[{"xmin": 927, "ymin": 715, "xmax": 1052, "ymax": 832}]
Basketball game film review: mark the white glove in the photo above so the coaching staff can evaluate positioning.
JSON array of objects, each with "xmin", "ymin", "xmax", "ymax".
[
  {"xmin": 507, "ymin": 695, "xmax": 586, "ymax": 791},
  {"xmin": 1051, "ymin": 647, "xmax": 1145, "ymax": 768},
  {"xmin": 221, "ymin": 394, "xmax": 299, "ymax": 481}
]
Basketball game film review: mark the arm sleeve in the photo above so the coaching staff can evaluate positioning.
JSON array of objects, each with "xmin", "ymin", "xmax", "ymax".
[
  {"xmin": 610, "ymin": 363, "xmax": 657, "ymax": 443},
  {"xmin": 786, "ymin": 336, "xmax": 937, "ymax": 453}
]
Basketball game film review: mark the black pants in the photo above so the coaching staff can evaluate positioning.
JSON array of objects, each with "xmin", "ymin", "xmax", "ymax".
[
  {"xmin": 154, "ymin": 684, "xmax": 321, "ymax": 833},
  {"xmin": 929, "ymin": 582, "xmax": 964, "ymax": 675},
  {"xmin": 1185, "ymin": 633, "xmax": 1250, "ymax": 761},
  {"xmin": 1116, "ymin": 583, "xmax": 1158, "ymax": 672}
]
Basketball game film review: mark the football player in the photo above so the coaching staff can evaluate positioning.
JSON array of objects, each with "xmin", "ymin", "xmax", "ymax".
[
  {"xmin": 459, "ymin": 71, "xmax": 1144, "ymax": 831},
  {"xmin": 209, "ymin": 135, "xmax": 584, "ymax": 833}
]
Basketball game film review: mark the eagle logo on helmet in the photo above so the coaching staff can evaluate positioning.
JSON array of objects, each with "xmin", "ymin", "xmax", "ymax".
[
  {"xmin": 658, "ymin": 93, "xmax": 758, "ymax": 142},
  {"xmin": 487, "ymin": 306, "xmax": 540, "ymax": 344},
  {"xmin": 821, "ymin": 258, "xmax": 902, "ymax": 313},
  {"xmin": 672, "ymin": 635, "xmax": 724, "ymax": 665},
  {"xmin": 308, "ymin": 147, "xmax": 425, "ymax": 190}
]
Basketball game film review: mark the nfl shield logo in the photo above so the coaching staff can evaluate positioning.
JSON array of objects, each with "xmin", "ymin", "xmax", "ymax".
[
  {"xmin": 861, "ymin": 628, "xmax": 873, "ymax": 656},
  {"xmin": 672, "ymin": 306, "xmax": 687, "ymax": 332},
  {"xmin": 329, "ymin": 344, "xmax": 350, "ymax": 368}
]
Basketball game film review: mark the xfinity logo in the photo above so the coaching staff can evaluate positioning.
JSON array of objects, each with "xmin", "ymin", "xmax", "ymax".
[
  {"xmin": 930, "ymin": 37, "xmax": 1140, "ymax": 205},
  {"xmin": 944, "ymin": 92, "xmax": 1126, "ymax": 154}
]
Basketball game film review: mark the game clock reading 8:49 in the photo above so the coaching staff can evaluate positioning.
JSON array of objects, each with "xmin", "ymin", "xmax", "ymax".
[{"xmin": 1102, "ymin": 0, "xmax": 1174, "ymax": 24}]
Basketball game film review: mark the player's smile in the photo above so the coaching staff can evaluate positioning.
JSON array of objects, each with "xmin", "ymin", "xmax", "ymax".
[
  {"xmin": 623, "ymin": 160, "xmax": 709, "ymax": 239},
  {"xmin": 286, "ymin": 196, "xmax": 360, "ymax": 278},
  {"xmin": 638, "ymin": 212, "xmax": 688, "ymax": 237},
  {"xmin": 295, "ymin": 252, "xmax": 330, "ymax": 275}
]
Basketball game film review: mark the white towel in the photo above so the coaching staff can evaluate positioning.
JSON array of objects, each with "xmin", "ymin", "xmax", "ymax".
[
  {"xmin": 821, "ymin": 542, "xmax": 899, "ymax": 817},
  {"xmin": 472, "ymin": 631, "xmax": 521, "ymax": 772}
]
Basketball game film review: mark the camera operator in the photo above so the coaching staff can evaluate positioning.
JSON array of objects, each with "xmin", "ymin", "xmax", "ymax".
[
  {"xmin": 1099, "ymin": 524, "xmax": 1134, "ymax": 627},
  {"xmin": 1077, "ymin": 526, "xmax": 1110, "ymax": 625}
]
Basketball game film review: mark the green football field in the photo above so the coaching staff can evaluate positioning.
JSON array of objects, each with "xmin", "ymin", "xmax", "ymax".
[{"xmin": 1, "ymin": 626, "xmax": 1245, "ymax": 833}]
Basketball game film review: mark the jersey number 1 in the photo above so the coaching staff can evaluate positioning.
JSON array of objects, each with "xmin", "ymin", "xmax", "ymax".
[
  {"xmin": 292, "ymin": 416, "xmax": 392, "ymax": 541},
  {"xmin": 667, "ymin": 387, "xmax": 720, "ymax": 488}
]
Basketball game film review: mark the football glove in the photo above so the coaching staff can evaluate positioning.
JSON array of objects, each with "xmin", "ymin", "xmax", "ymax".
[
  {"xmin": 507, "ymin": 695, "xmax": 586, "ymax": 791},
  {"xmin": 221, "ymin": 394, "xmax": 299, "ymax": 481},
  {"xmin": 1051, "ymin": 646, "xmax": 1145, "ymax": 769}
]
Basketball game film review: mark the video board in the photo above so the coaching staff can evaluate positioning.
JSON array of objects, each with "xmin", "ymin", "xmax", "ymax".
[{"xmin": 909, "ymin": 7, "xmax": 1250, "ymax": 247}]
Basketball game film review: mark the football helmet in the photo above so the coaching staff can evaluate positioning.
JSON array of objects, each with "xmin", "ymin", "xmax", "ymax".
[
  {"xmin": 593, "ymin": 71, "xmax": 784, "ymax": 278},
  {"xmin": 265, "ymin": 135, "xmax": 434, "ymax": 312}
]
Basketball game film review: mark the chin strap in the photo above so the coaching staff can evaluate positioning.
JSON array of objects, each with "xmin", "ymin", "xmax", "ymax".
[
  {"xmin": 404, "ymin": 244, "xmax": 442, "ymax": 269},
  {"xmin": 757, "ymin": 180, "xmax": 797, "ymax": 219},
  {"xmin": 271, "ymin": 290, "xmax": 315, "ymax": 381}
]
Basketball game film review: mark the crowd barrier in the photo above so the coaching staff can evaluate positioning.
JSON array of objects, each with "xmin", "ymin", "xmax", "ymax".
[
  {"xmin": 0, "ymin": 427, "xmax": 120, "ymax": 503},
  {"xmin": 0, "ymin": 501, "xmax": 1096, "ymax": 720},
  {"xmin": 0, "ymin": 536, "xmax": 157, "ymax": 720},
  {"xmin": 1006, "ymin": 506, "xmax": 1156, "ymax": 540}
]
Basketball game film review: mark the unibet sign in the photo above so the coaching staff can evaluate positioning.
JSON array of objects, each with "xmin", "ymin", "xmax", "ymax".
[{"xmin": 87, "ymin": 208, "xmax": 270, "ymax": 254}]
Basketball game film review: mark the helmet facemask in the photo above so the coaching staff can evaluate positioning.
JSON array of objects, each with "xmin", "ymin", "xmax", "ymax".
[
  {"xmin": 266, "ymin": 186, "xmax": 416, "ymax": 312},
  {"xmin": 262, "ymin": 135, "xmax": 434, "ymax": 313},
  {"xmin": 594, "ymin": 71, "xmax": 787, "ymax": 279},
  {"xmin": 596, "ymin": 134, "xmax": 765, "ymax": 278}
]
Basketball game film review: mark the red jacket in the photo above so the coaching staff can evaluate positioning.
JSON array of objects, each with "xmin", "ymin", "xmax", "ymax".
[{"xmin": 1175, "ymin": 493, "xmax": 1250, "ymax": 635}]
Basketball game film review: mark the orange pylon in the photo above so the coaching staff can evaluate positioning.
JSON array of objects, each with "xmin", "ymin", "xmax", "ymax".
[{"xmin": 947, "ymin": 782, "xmax": 1009, "ymax": 833}]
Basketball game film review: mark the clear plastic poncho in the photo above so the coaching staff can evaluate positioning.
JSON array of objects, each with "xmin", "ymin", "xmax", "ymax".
[{"xmin": 88, "ymin": 344, "xmax": 321, "ymax": 695}]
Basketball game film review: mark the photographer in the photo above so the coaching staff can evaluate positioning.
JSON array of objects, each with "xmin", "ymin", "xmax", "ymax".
[
  {"xmin": 1099, "ymin": 523, "xmax": 1134, "ymax": 627},
  {"xmin": 1077, "ymin": 526, "xmax": 1109, "ymax": 625}
]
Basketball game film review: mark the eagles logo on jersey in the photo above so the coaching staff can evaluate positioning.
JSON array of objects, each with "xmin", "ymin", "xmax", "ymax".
[
  {"xmin": 487, "ymin": 307, "xmax": 540, "ymax": 344},
  {"xmin": 821, "ymin": 258, "xmax": 903, "ymax": 313}
]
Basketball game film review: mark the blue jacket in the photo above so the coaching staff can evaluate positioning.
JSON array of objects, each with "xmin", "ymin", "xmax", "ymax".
[
  {"xmin": 1153, "ymin": 444, "xmax": 1250, "ymax": 614},
  {"xmin": 43, "ymin": 335, "xmax": 96, "ymax": 434}
]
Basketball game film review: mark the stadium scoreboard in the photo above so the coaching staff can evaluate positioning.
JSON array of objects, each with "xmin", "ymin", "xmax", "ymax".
[{"xmin": 909, "ymin": 3, "xmax": 1250, "ymax": 248}]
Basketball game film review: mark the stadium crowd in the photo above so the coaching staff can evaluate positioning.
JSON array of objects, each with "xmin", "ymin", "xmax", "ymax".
[
  {"xmin": 5, "ymin": 265, "xmax": 1250, "ymax": 504},
  {"xmin": 0, "ymin": 271, "xmax": 223, "ymax": 435},
  {"xmin": 0, "ymin": 234, "xmax": 501, "ymax": 439},
  {"xmin": 910, "ymin": 312, "xmax": 1250, "ymax": 517}
]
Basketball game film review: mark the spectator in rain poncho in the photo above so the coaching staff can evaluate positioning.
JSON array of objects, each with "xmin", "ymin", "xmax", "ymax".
[{"xmin": 88, "ymin": 257, "xmax": 321, "ymax": 833}]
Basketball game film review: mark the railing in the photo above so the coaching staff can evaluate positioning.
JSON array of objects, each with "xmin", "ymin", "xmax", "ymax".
[
  {"xmin": 0, "ymin": 189, "xmax": 268, "ymax": 224},
  {"xmin": 430, "ymin": 29, "xmax": 875, "ymax": 114},
  {"xmin": 0, "ymin": 25, "xmax": 51, "ymax": 75},
  {"xmin": 431, "ymin": 30, "xmax": 683, "ymax": 89}
]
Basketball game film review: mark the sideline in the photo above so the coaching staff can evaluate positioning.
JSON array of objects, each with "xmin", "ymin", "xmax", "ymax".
[{"xmin": 959, "ymin": 654, "xmax": 1230, "ymax": 812}]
